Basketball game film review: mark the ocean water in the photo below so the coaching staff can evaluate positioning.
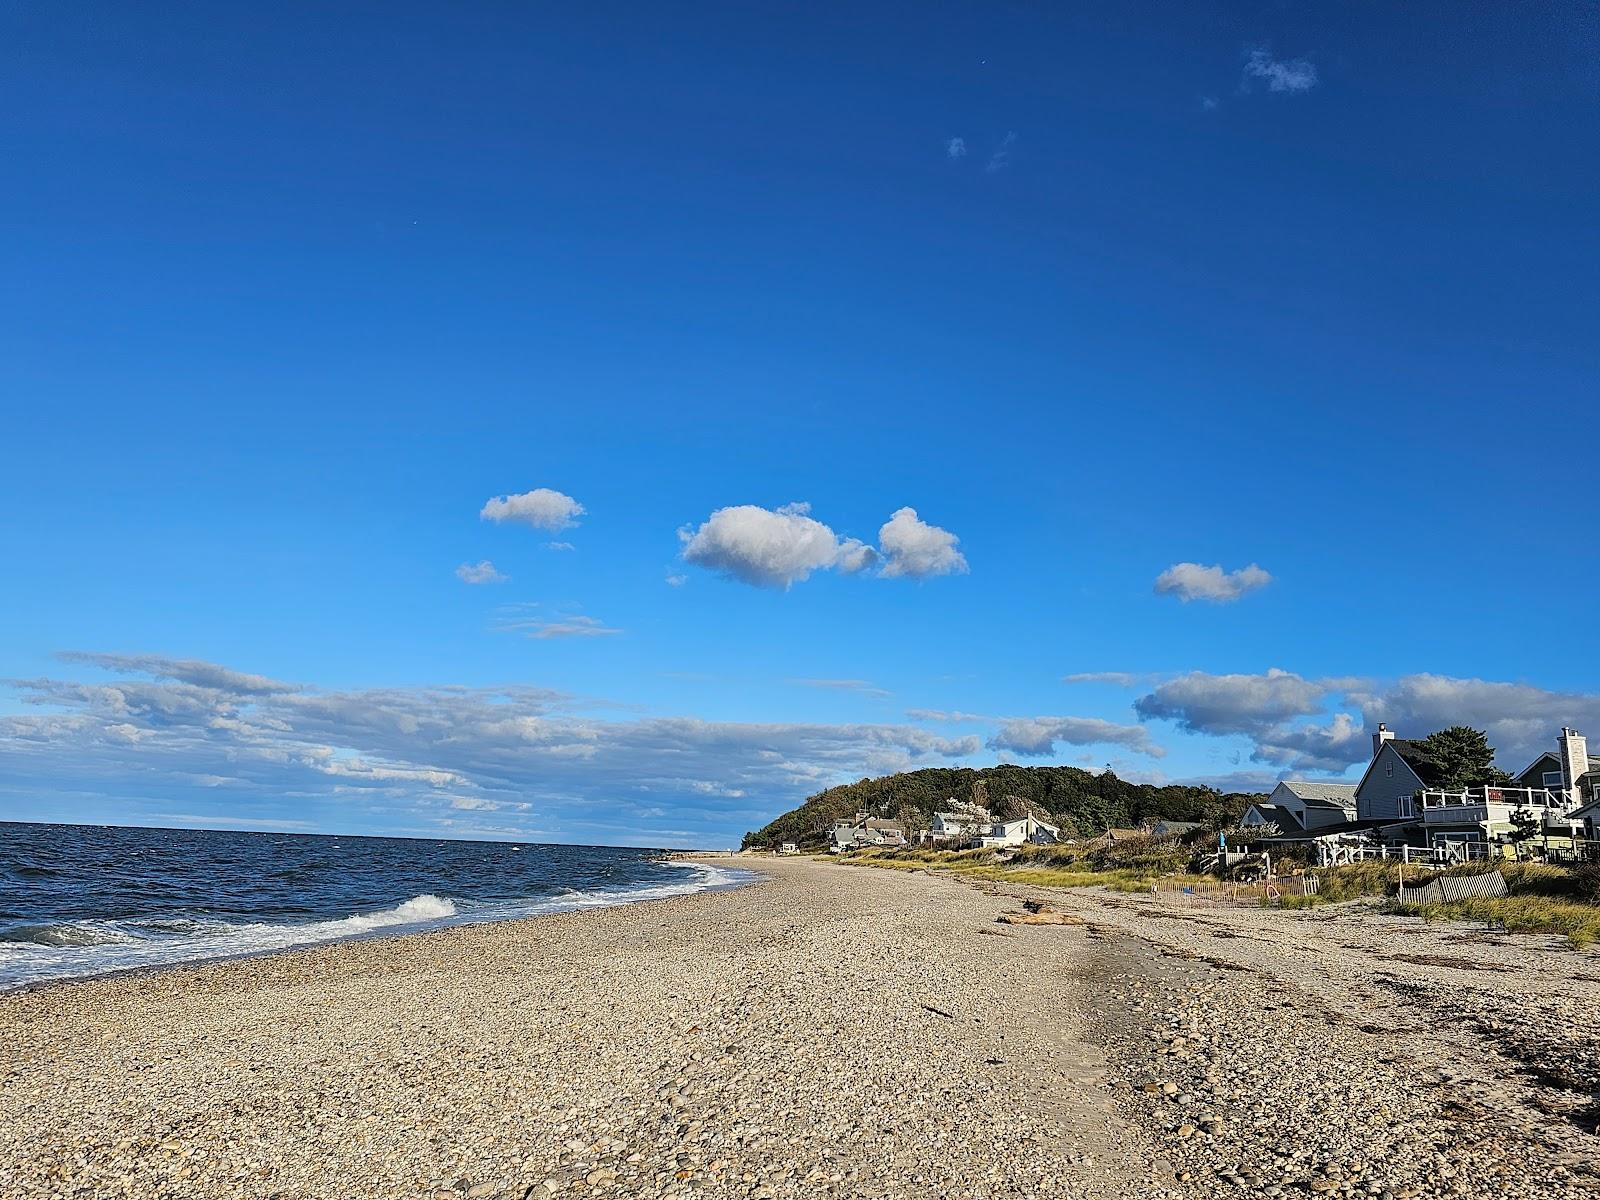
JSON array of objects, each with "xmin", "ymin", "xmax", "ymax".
[{"xmin": 0, "ymin": 822, "xmax": 750, "ymax": 991}]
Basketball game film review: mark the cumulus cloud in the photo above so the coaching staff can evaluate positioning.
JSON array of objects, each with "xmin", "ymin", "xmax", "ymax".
[
  {"xmin": 480, "ymin": 488, "xmax": 585, "ymax": 531},
  {"xmin": 1, "ymin": 655, "xmax": 985, "ymax": 846},
  {"xmin": 679, "ymin": 503, "xmax": 959, "ymax": 587},
  {"xmin": 835, "ymin": 539, "xmax": 879, "ymax": 575},
  {"xmin": 1154, "ymin": 562, "xmax": 1272, "ymax": 603},
  {"xmin": 1135, "ymin": 668, "xmax": 1327, "ymax": 736},
  {"xmin": 877, "ymin": 507, "xmax": 968, "ymax": 579},
  {"xmin": 679, "ymin": 502, "xmax": 846, "ymax": 588},
  {"xmin": 1243, "ymin": 48, "xmax": 1318, "ymax": 94},
  {"xmin": 946, "ymin": 137, "xmax": 967, "ymax": 159},
  {"xmin": 1128, "ymin": 668, "xmax": 1600, "ymax": 775},
  {"xmin": 455, "ymin": 560, "xmax": 507, "ymax": 585},
  {"xmin": 1250, "ymin": 712, "xmax": 1369, "ymax": 773},
  {"xmin": 664, "ymin": 573, "xmax": 687, "ymax": 588},
  {"xmin": 988, "ymin": 716, "xmax": 1165, "ymax": 759}
]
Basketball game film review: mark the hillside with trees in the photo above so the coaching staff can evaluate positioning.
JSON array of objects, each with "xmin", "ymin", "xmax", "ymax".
[{"xmin": 741, "ymin": 764, "xmax": 1264, "ymax": 850}]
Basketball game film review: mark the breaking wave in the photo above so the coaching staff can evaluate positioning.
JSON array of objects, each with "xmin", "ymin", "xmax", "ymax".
[{"xmin": 0, "ymin": 861, "xmax": 749, "ymax": 991}]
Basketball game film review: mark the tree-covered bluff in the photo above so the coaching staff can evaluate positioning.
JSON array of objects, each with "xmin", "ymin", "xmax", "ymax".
[{"xmin": 741, "ymin": 764, "xmax": 1264, "ymax": 850}]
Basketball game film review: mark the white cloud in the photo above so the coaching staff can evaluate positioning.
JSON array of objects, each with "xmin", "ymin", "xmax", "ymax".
[
  {"xmin": 546, "ymin": 541, "xmax": 575, "ymax": 552},
  {"xmin": 988, "ymin": 716, "xmax": 1165, "ymax": 759},
  {"xmin": 455, "ymin": 560, "xmax": 508, "ymax": 585},
  {"xmin": 679, "ymin": 502, "xmax": 848, "ymax": 588},
  {"xmin": 985, "ymin": 131, "xmax": 1016, "ymax": 174},
  {"xmin": 0, "ymin": 654, "xmax": 985, "ymax": 845},
  {"xmin": 877, "ymin": 507, "xmax": 968, "ymax": 579},
  {"xmin": 664, "ymin": 573, "xmax": 687, "ymax": 587},
  {"xmin": 1154, "ymin": 562, "xmax": 1272, "ymax": 603},
  {"xmin": 1129, "ymin": 668, "xmax": 1600, "ymax": 775},
  {"xmin": 835, "ymin": 538, "xmax": 879, "ymax": 575},
  {"xmin": 480, "ymin": 488, "xmax": 585, "ymax": 531},
  {"xmin": 946, "ymin": 137, "xmax": 967, "ymax": 159},
  {"xmin": 1250, "ymin": 712, "xmax": 1369, "ymax": 772},
  {"xmin": 1243, "ymin": 48, "xmax": 1318, "ymax": 94},
  {"xmin": 1135, "ymin": 668, "xmax": 1327, "ymax": 736}
]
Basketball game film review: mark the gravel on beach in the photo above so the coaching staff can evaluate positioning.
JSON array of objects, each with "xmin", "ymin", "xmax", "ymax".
[{"xmin": 2, "ymin": 856, "xmax": 1597, "ymax": 1199}]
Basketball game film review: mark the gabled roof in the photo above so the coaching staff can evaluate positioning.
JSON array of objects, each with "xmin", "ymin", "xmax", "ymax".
[
  {"xmin": 1277, "ymin": 780, "xmax": 1358, "ymax": 807},
  {"xmin": 1355, "ymin": 738, "xmax": 1445, "ymax": 796},
  {"xmin": 1514, "ymin": 751, "xmax": 1561, "ymax": 784},
  {"xmin": 1243, "ymin": 803, "xmax": 1305, "ymax": 833}
]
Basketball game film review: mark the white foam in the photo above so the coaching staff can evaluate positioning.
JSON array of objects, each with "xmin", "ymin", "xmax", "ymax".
[{"xmin": 0, "ymin": 866, "xmax": 753, "ymax": 991}]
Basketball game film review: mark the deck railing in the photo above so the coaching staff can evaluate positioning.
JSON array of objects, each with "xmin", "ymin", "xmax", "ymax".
[{"xmin": 1418, "ymin": 785, "xmax": 1571, "ymax": 811}]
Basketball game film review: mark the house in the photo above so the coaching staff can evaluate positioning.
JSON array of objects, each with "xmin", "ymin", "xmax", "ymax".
[
  {"xmin": 923, "ymin": 800, "xmax": 994, "ymax": 844},
  {"xmin": 976, "ymin": 813, "xmax": 1060, "ymax": 848},
  {"xmin": 830, "ymin": 814, "xmax": 908, "ymax": 852},
  {"xmin": 1239, "ymin": 801, "xmax": 1304, "ymax": 836},
  {"xmin": 1353, "ymin": 725, "xmax": 1444, "ymax": 823},
  {"xmin": 1353, "ymin": 725, "xmax": 1596, "ymax": 859},
  {"xmin": 1150, "ymin": 819, "xmax": 1203, "ymax": 839},
  {"xmin": 1250, "ymin": 781, "xmax": 1357, "ymax": 831}
]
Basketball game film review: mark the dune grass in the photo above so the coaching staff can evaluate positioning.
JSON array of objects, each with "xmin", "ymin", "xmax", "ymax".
[
  {"xmin": 839, "ymin": 848, "xmax": 1157, "ymax": 892},
  {"xmin": 1391, "ymin": 895, "xmax": 1600, "ymax": 949}
]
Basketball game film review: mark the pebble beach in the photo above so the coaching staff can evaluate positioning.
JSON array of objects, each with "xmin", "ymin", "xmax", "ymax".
[{"xmin": 2, "ymin": 856, "xmax": 1597, "ymax": 1199}]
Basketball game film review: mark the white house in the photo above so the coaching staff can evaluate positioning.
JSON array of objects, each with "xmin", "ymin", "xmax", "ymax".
[
  {"xmin": 925, "ymin": 801, "xmax": 994, "ymax": 843},
  {"xmin": 977, "ymin": 813, "xmax": 1060, "ymax": 848}
]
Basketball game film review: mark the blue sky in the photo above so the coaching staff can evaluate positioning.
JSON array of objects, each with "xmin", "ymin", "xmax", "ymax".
[{"xmin": 3, "ymin": 2, "xmax": 1598, "ymax": 846}]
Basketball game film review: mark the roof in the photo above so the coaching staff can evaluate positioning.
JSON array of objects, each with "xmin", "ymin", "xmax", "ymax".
[
  {"xmin": 1151, "ymin": 819, "xmax": 1203, "ymax": 835},
  {"xmin": 1387, "ymin": 739, "xmax": 1451, "ymax": 787},
  {"xmin": 1104, "ymin": 827, "xmax": 1144, "ymax": 839},
  {"xmin": 1277, "ymin": 780, "xmax": 1358, "ymax": 807},
  {"xmin": 1243, "ymin": 803, "xmax": 1305, "ymax": 833},
  {"xmin": 863, "ymin": 818, "xmax": 904, "ymax": 831},
  {"xmin": 1514, "ymin": 751, "xmax": 1561, "ymax": 783}
]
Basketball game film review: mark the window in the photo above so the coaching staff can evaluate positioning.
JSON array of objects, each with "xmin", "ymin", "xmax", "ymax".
[
  {"xmin": 1543, "ymin": 770, "xmax": 1564, "ymax": 788},
  {"xmin": 1385, "ymin": 761, "xmax": 1393, "ymax": 778}
]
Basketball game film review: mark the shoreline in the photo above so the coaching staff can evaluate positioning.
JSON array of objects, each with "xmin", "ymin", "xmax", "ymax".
[
  {"xmin": 4, "ymin": 856, "xmax": 1597, "ymax": 1199},
  {"xmin": 0, "ymin": 857, "xmax": 760, "ymax": 998}
]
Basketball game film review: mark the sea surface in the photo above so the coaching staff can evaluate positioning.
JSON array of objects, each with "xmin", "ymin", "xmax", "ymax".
[{"xmin": 0, "ymin": 822, "xmax": 750, "ymax": 991}]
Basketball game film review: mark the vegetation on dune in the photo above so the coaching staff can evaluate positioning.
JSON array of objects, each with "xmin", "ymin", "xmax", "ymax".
[
  {"xmin": 841, "ymin": 847, "xmax": 1157, "ymax": 893},
  {"xmin": 841, "ymin": 843, "xmax": 1600, "ymax": 947},
  {"xmin": 1393, "ymin": 896, "xmax": 1600, "ymax": 949},
  {"xmin": 741, "ymin": 764, "xmax": 1260, "ymax": 850}
]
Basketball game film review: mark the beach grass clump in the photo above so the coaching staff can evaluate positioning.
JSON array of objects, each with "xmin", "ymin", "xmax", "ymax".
[{"xmin": 1391, "ymin": 895, "xmax": 1600, "ymax": 949}]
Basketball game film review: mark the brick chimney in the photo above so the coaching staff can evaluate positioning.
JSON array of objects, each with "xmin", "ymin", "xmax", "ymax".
[{"xmin": 1372, "ymin": 722, "xmax": 1395, "ymax": 760}]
